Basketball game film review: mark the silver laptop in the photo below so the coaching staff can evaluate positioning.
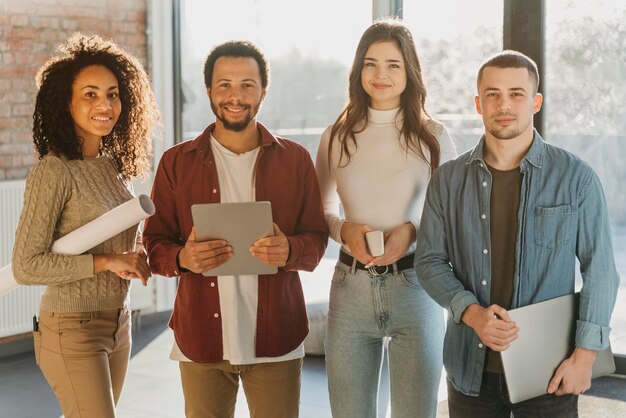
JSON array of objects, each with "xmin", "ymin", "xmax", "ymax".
[
  {"xmin": 501, "ymin": 293, "xmax": 615, "ymax": 403},
  {"xmin": 191, "ymin": 202, "xmax": 277, "ymax": 276}
]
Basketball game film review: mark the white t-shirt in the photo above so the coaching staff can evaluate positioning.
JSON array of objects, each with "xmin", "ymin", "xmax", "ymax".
[
  {"xmin": 170, "ymin": 135, "xmax": 304, "ymax": 364},
  {"xmin": 315, "ymin": 107, "xmax": 457, "ymax": 253}
]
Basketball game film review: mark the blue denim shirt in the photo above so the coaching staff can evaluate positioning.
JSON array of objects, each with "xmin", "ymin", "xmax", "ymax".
[{"xmin": 414, "ymin": 131, "xmax": 619, "ymax": 396}]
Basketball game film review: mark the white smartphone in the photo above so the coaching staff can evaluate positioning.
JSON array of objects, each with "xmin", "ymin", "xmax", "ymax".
[{"xmin": 365, "ymin": 230, "xmax": 384, "ymax": 257}]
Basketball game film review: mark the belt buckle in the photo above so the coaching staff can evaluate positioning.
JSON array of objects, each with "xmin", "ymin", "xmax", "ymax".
[{"xmin": 367, "ymin": 264, "xmax": 389, "ymax": 276}]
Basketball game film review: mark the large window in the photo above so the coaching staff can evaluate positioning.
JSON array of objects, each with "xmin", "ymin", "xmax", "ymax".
[
  {"xmin": 175, "ymin": 0, "xmax": 625, "ymax": 368},
  {"xmin": 403, "ymin": 0, "xmax": 503, "ymax": 153},
  {"xmin": 545, "ymin": 0, "xmax": 626, "ymax": 357},
  {"xmin": 179, "ymin": 0, "xmax": 370, "ymax": 156}
]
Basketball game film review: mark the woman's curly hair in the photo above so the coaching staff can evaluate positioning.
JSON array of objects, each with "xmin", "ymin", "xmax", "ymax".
[{"xmin": 33, "ymin": 33, "xmax": 159, "ymax": 180}]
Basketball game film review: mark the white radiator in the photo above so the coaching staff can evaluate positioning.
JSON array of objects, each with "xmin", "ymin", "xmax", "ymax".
[{"xmin": 0, "ymin": 180, "xmax": 45, "ymax": 338}]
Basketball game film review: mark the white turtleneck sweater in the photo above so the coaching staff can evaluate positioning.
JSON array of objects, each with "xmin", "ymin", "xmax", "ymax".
[{"xmin": 315, "ymin": 107, "xmax": 456, "ymax": 255}]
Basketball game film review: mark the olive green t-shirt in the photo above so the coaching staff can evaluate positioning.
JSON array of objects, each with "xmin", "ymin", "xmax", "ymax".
[{"xmin": 484, "ymin": 163, "xmax": 522, "ymax": 373}]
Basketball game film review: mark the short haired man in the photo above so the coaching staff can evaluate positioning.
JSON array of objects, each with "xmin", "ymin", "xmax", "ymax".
[
  {"xmin": 414, "ymin": 50, "xmax": 618, "ymax": 417},
  {"xmin": 143, "ymin": 40, "xmax": 329, "ymax": 418}
]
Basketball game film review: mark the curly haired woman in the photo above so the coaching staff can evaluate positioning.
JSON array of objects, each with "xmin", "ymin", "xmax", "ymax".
[{"xmin": 12, "ymin": 33, "xmax": 159, "ymax": 418}]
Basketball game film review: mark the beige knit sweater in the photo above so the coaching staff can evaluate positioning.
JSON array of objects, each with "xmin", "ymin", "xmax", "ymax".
[{"xmin": 12, "ymin": 154, "xmax": 138, "ymax": 312}]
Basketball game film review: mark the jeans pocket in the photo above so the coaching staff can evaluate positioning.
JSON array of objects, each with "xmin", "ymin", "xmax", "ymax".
[
  {"xmin": 534, "ymin": 204, "xmax": 572, "ymax": 248},
  {"xmin": 33, "ymin": 330, "xmax": 42, "ymax": 365},
  {"xmin": 399, "ymin": 269, "xmax": 422, "ymax": 289},
  {"xmin": 60, "ymin": 312, "xmax": 97, "ymax": 333},
  {"xmin": 40, "ymin": 311, "xmax": 96, "ymax": 335},
  {"xmin": 331, "ymin": 266, "xmax": 348, "ymax": 287}
]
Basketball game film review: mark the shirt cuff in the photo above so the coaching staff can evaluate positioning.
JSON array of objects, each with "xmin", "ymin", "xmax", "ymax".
[
  {"xmin": 328, "ymin": 218, "xmax": 346, "ymax": 245},
  {"xmin": 159, "ymin": 245, "xmax": 184, "ymax": 277},
  {"xmin": 450, "ymin": 291, "xmax": 481, "ymax": 324},
  {"xmin": 575, "ymin": 319, "xmax": 612, "ymax": 351},
  {"xmin": 284, "ymin": 236, "xmax": 301, "ymax": 271},
  {"xmin": 75, "ymin": 254, "xmax": 94, "ymax": 279},
  {"xmin": 176, "ymin": 248, "xmax": 189, "ymax": 274}
]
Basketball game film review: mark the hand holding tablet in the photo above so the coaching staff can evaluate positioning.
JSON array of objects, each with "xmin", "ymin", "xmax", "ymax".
[{"xmin": 190, "ymin": 202, "xmax": 278, "ymax": 276}]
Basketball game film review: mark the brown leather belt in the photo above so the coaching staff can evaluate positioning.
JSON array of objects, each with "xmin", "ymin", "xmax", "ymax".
[{"xmin": 339, "ymin": 250, "xmax": 414, "ymax": 275}]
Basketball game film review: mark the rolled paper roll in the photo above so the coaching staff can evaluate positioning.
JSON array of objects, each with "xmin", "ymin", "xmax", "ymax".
[{"xmin": 0, "ymin": 194, "xmax": 155, "ymax": 296}]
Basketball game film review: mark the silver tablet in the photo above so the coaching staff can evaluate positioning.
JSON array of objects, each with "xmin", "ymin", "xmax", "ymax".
[{"xmin": 191, "ymin": 201, "xmax": 278, "ymax": 276}]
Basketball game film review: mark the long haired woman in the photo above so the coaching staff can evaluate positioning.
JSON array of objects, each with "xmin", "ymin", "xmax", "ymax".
[{"xmin": 316, "ymin": 19, "xmax": 456, "ymax": 418}]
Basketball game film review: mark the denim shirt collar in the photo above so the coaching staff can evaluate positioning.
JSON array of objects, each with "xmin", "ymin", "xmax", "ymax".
[{"xmin": 466, "ymin": 129, "xmax": 546, "ymax": 170}]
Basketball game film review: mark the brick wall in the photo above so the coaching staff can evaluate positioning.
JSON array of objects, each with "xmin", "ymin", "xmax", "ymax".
[{"xmin": 0, "ymin": 0, "xmax": 148, "ymax": 180}]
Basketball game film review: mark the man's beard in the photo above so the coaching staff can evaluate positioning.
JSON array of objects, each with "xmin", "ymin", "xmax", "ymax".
[
  {"xmin": 488, "ymin": 125, "xmax": 523, "ymax": 140},
  {"xmin": 487, "ymin": 113, "xmax": 526, "ymax": 140},
  {"xmin": 210, "ymin": 100, "xmax": 260, "ymax": 132}
]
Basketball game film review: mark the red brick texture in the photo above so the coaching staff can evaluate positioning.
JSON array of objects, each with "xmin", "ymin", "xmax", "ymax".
[{"xmin": 0, "ymin": 0, "xmax": 148, "ymax": 180}]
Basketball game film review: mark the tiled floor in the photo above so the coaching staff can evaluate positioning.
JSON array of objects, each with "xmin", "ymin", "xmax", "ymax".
[
  {"xmin": 1, "ymin": 318, "xmax": 625, "ymax": 418},
  {"xmin": 1, "ymin": 253, "xmax": 625, "ymax": 417}
]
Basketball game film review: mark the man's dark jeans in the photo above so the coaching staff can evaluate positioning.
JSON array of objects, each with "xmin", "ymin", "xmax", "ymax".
[{"xmin": 447, "ymin": 372, "xmax": 578, "ymax": 418}]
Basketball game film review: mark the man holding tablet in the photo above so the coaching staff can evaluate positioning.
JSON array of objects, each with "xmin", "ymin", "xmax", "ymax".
[{"xmin": 144, "ymin": 40, "xmax": 328, "ymax": 418}]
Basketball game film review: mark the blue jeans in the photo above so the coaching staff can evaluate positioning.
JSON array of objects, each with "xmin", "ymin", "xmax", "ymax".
[
  {"xmin": 447, "ymin": 373, "xmax": 578, "ymax": 418},
  {"xmin": 326, "ymin": 261, "xmax": 444, "ymax": 418}
]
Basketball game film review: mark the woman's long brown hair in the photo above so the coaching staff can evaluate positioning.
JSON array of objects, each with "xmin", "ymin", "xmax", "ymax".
[{"xmin": 328, "ymin": 19, "xmax": 440, "ymax": 173}]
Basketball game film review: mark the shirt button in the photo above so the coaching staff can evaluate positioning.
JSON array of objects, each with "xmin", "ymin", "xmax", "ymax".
[
  {"xmin": 483, "ymin": 249, "xmax": 488, "ymax": 254},
  {"xmin": 478, "ymin": 343, "xmax": 484, "ymax": 349},
  {"xmin": 479, "ymin": 163, "xmax": 484, "ymax": 168},
  {"xmin": 481, "ymin": 280, "xmax": 487, "ymax": 285},
  {"xmin": 482, "ymin": 181, "xmax": 488, "ymax": 187},
  {"xmin": 210, "ymin": 282, "xmax": 215, "ymax": 287},
  {"xmin": 212, "ymin": 188, "xmax": 217, "ymax": 194},
  {"xmin": 213, "ymin": 313, "xmax": 219, "ymax": 318},
  {"xmin": 481, "ymin": 214, "xmax": 486, "ymax": 219}
]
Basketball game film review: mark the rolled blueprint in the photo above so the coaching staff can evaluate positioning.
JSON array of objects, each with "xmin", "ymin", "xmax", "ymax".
[{"xmin": 0, "ymin": 194, "xmax": 155, "ymax": 296}]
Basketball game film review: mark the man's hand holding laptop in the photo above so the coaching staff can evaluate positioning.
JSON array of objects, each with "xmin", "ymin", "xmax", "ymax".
[
  {"xmin": 462, "ymin": 303, "xmax": 519, "ymax": 351},
  {"xmin": 462, "ymin": 302, "xmax": 597, "ymax": 396},
  {"xmin": 547, "ymin": 346, "xmax": 596, "ymax": 396}
]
